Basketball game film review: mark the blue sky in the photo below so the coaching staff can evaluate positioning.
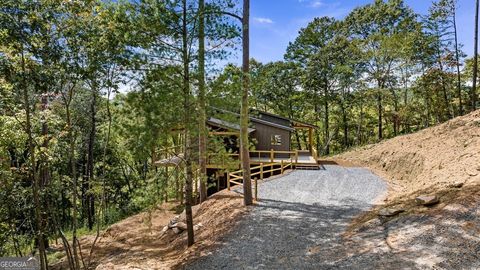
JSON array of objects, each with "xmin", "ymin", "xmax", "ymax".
[{"xmin": 242, "ymin": 0, "xmax": 476, "ymax": 63}]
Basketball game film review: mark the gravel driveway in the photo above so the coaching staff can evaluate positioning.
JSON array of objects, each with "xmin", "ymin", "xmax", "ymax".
[{"xmin": 187, "ymin": 165, "xmax": 389, "ymax": 269}]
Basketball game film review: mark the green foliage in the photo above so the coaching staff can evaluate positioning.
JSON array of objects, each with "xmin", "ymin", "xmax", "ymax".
[{"xmin": 0, "ymin": 0, "xmax": 476, "ymax": 262}]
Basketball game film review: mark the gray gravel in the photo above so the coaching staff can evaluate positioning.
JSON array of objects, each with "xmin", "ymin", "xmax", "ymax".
[{"xmin": 186, "ymin": 165, "xmax": 391, "ymax": 269}]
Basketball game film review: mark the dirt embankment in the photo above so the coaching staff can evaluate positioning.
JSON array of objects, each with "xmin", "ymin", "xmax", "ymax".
[
  {"xmin": 54, "ymin": 190, "xmax": 247, "ymax": 270},
  {"xmin": 336, "ymin": 109, "xmax": 480, "ymax": 199},
  {"xmin": 335, "ymin": 110, "xmax": 480, "ymax": 269}
]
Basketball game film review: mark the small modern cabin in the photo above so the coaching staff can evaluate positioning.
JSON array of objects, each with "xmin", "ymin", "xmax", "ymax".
[
  {"xmin": 207, "ymin": 110, "xmax": 319, "ymax": 168},
  {"xmin": 155, "ymin": 109, "xmax": 320, "ymax": 198}
]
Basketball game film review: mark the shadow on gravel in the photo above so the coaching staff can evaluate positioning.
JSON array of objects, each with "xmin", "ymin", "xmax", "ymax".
[
  {"xmin": 186, "ymin": 197, "xmax": 394, "ymax": 269},
  {"xmin": 344, "ymin": 184, "xmax": 480, "ymax": 269},
  {"xmin": 184, "ymin": 167, "xmax": 430, "ymax": 269}
]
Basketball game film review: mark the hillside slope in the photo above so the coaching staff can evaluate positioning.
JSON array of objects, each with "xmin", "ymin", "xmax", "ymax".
[
  {"xmin": 53, "ymin": 190, "xmax": 247, "ymax": 270},
  {"xmin": 335, "ymin": 110, "xmax": 480, "ymax": 269},
  {"xmin": 337, "ymin": 109, "xmax": 480, "ymax": 200}
]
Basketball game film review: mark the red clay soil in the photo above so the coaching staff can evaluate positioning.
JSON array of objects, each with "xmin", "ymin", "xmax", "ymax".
[{"xmin": 53, "ymin": 190, "xmax": 247, "ymax": 270}]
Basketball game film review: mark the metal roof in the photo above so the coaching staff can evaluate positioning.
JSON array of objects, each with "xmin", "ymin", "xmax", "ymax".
[
  {"xmin": 207, "ymin": 117, "xmax": 256, "ymax": 133},
  {"xmin": 250, "ymin": 117, "xmax": 295, "ymax": 132},
  {"xmin": 255, "ymin": 110, "xmax": 318, "ymax": 129}
]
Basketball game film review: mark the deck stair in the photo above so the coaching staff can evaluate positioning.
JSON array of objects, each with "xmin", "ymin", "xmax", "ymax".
[
  {"xmin": 227, "ymin": 161, "xmax": 294, "ymax": 200},
  {"xmin": 295, "ymin": 164, "xmax": 321, "ymax": 170}
]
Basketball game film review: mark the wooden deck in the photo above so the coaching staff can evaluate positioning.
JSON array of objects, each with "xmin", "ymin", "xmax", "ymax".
[
  {"xmin": 206, "ymin": 149, "xmax": 319, "ymax": 168},
  {"xmin": 249, "ymin": 155, "xmax": 317, "ymax": 165}
]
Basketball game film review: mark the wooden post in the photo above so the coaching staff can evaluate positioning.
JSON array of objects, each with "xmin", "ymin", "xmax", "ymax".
[
  {"xmin": 227, "ymin": 171, "xmax": 230, "ymax": 191},
  {"xmin": 260, "ymin": 163, "xmax": 264, "ymax": 181},
  {"xmin": 308, "ymin": 128, "xmax": 313, "ymax": 153},
  {"xmin": 270, "ymin": 149, "xmax": 274, "ymax": 163},
  {"xmin": 254, "ymin": 177, "xmax": 258, "ymax": 201},
  {"xmin": 295, "ymin": 150, "xmax": 298, "ymax": 164},
  {"xmin": 281, "ymin": 160, "xmax": 284, "ymax": 174}
]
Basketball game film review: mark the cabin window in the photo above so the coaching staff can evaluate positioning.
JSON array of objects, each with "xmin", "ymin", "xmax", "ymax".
[{"xmin": 271, "ymin": 134, "xmax": 282, "ymax": 146}]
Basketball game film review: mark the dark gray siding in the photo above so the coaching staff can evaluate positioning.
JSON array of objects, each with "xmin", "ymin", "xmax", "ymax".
[{"xmin": 252, "ymin": 122, "xmax": 291, "ymax": 152}]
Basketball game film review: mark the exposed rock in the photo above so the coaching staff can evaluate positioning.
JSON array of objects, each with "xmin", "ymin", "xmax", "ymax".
[
  {"xmin": 172, "ymin": 227, "xmax": 182, "ymax": 234},
  {"xmin": 415, "ymin": 195, "xmax": 439, "ymax": 206},
  {"xmin": 159, "ymin": 225, "xmax": 169, "ymax": 237},
  {"xmin": 448, "ymin": 182, "xmax": 464, "ymax": 188},
  {"xmin": 168, "ymin": 215, "xmax": 181, "ymax": 228},
  {"xmin": 175, "ymin": 222, "xmax": 188, "ymax": 231},
  {"xmin": 378, "ymin": 208, "xmax": 405, "ymax": 217},
  {"xmin": 194, "ymin": 223, "xmax": 203, "ymax": 231},
  {"xmin": 467, "ymin": 170, "xmax": 478, "ymax": 177}
]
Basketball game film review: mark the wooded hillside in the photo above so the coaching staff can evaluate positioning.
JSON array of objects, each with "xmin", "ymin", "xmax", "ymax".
[{"xmin": 0, "ymin": 0, "xmax": 479, "ymax": 268}]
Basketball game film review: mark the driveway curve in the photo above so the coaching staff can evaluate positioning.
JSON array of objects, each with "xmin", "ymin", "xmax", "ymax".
[{"xmin": 187, "ymin": 165, "xmax": 387, "ymax": 269}]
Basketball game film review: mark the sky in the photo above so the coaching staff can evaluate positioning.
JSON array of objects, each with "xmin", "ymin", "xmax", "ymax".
[{"xmin": 239, "ymin": 0, "xmax": 476, "ymax": 64}]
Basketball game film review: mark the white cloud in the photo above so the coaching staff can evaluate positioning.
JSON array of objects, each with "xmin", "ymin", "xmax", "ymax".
[
  {"xmin": 253, "ymin": 17, "xmax": 274, "ymax": 24},
  {"xmin": 309, "ymin": 1, "xmax": 324, "ymax": 8},
  {"xmin": 298, "ymin": 0, "xmax": 326, "ymax": 8}
]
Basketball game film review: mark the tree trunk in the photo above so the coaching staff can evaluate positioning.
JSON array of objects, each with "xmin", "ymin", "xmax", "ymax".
[
  {"xmin": 39, "ymin": 94, "xmax": 50, "ymax": 252},
  {"xmin": 390, "ymin": 88, "xmax": 399, "ymax": 136},
  {"xmin": 356, "ymin": 100, "xmax": 364, "ymax": 145},
  {"xmin": 197, "ymin": 0, "xmax": 208, "ymax": 203},
  {"xmin": 86, "ymin": 86, "xmax": 96, "ymax": 231},
  {"xmin": 437, "ymin": 57, "xmax": 453, "ymax": 120},
  {"xmin": 22, "ymin": 52, "xmax": 47, "ymax": 270},
  {"xmin": 182, "ymin": 0, "xmax": 195, "ymax": 247},
  {"xmin": 473, "ymin": 0, "xmax": 479, "ymax": 111},
  {"xmin": 453, "ymin": 5, "xmax": 463, "ymax": 115},
  {"xmin": 40, "ymin": 95, "xmax": 50, "ymax": 188},
  {"xmin": 324, "ymin": 85, "xmax": 330, "ymax": 154},
  {"xmin": 66, "ymin": 98, "xmax": 80, "ymax": 270},
  {"xmin": 314, "ymin": 103, "xmax": 321, "ymax": 154},
  {"xmin": 341, "ymin": 95, "xmax": 348, "ymax": 149},
  {"xmin": 240, "ymin": 0, "xmax": 253, "ymax": 206},
  {"xmin": 377, "ymin": 89, "xmax": 383, "ymax": 140}
]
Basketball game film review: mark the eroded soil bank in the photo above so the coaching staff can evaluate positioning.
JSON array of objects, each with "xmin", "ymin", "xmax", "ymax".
[{"xmin": 335, "ymin": 109, "xmax": 480, "ymax": 269}]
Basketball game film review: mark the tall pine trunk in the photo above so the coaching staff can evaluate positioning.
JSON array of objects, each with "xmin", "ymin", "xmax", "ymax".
[
  {"xmin": 182, "ymin": 0, "xmax": 195, "ymax": 246},
  {"xmin": 40, "ymin": 94, "xmax": 50, "ymax": 252},
  {"xmin": 377, "ymin": 84, "xmax": 383, "ymax": 140},
  {"xmin": 240, "ymin": 0, "xmax": 253, "ymax": 206},
  {"xmin": 453, "ymin": 5, "xmax": 463, "ymax": 115},
  {"xmin": 324, "ymin": 84, "xmax": 330, "ymax": 154},
  {"xmin": 65, "ymin": 90, "xmax": 80, "ymax": 270},
  {"xmin": 473, "ymin": 0, "xmax": 479, "ymax": 110},
  {"xmin": 437, "ymin": 49, "xmax": 453, "ymax": 119},
  {"xmin": 197, "ymin": 0, "xmax": 208, "ymax": 202},
  {"xmin": 86, "ymin": 86, "xmax": 96, "ymax": 230},
  {"xmin": 21, "ymin": 51, "xmax": 47, "ymax": 270},
  {"xmin": 340, "ymin": 92, "xmax": 348, "ymax": 150}
]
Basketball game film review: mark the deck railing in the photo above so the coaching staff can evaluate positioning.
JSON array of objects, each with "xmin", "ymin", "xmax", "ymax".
[
  {"xmin": 227, "ymin": 160, "xmax": 293, "ymax": 200},
  {"xmin": 207, "ymin": 148, "xmax": 318, "ymax": 168},
  {"xmin": 249, "ymin": 149, "xmax": 299, "ymax": 164}
]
